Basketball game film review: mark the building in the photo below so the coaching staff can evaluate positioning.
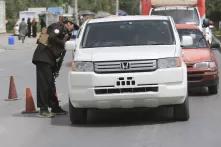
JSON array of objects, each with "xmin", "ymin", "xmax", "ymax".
[{"xmin": 0, "ymin": 0, "xmax": 6, "ymax": 33}]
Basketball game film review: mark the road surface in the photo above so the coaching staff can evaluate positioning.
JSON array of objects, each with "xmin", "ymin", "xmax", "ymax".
[{"xmin": 0, "ymin": 34, "xmax": 221, "ymax": 147}]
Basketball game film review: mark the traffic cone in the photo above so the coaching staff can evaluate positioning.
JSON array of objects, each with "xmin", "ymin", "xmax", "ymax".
[
  {"xmin": 22, "ymin": 88, "xmax": 38, "ymax": 114},
  {"xmin": 5, "ymin": 76, "xmax": 18, "ymax": 101}
]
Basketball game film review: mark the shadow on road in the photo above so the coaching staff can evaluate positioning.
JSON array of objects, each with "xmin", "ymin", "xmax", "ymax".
[
  {"xmin": 13, "ymin": 87, "xmax": 211, "ymax": 127},
  {"xmin": 50, "ymin": 104, "xmax": 179, "ymax": 127},
  {"xmin": 188, "ymin": 87, "xmax": 210, "ymax": 96}
]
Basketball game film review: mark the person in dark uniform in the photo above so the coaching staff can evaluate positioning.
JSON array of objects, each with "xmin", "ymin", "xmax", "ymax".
[
  {"xmin": 40, "ymin": 18, "xmax": 46, "ymax": 31},
  {"xmin": 32, "ymin": 18, "xmax": 75, "ymax": 117},
  {"xmin": 32, "ymin": 18, "xmax": 37, "ymax": 38},
  {"xmin": 27, "ymin": 18, "xmax": 32, "ymax": 38}
]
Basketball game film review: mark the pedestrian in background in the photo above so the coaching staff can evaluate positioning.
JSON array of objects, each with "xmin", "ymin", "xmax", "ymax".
[
  {"xmin": 32, "ymin": 18, "xmax": 74, "ymax": 117},
  {"xmin": 32, "ymin": 18, "xmax": 37, "ymax": 38},
  {"xmin": 59, "ymin": 16, "xmax": 64, "ymax": 24},
  {"xmin": 19, "ymin": 18, "xmax": 27, "ymax": 43},
  {"xmin": 27, "ymin": 18, "xmax": 32, "ymax": 38},
  {"xmin": 40, "ymin": 18, "xmax": 46, "ymax": 31}
]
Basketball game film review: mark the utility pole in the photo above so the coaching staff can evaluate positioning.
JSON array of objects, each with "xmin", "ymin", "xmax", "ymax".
[
  {"xmin": 74, "ymin": 0, "xmax": 79, "ymax": 25},
  {"xmin": 71, "ymin": 0, "xmax": 79, "ymax": 25},
  {"xmin": 116, "ymin": 0, "xmax": 119, "ymax": 15}
]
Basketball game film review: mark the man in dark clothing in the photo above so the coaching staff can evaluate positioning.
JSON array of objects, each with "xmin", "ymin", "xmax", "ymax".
[
  {"xmin": 32, "ymin": 18, "xmax": 75, "ymax": 117},
  {"xmin": 19, "ymin": 18, "xmax": 28, "ymax": 43},
  {"xmin": 40, "ymin": 18, "xmax": 46, "ymax": 31},
  {"xmin": 32, "ymin": 18, "xmax": 37, "ymax": 38},
  {"xmin": 27, "ymin": 18, "xmax": 32, "ymax": 38}
]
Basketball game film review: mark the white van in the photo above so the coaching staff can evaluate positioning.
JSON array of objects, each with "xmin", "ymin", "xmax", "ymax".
[{"xmin": 66, "ymin": 15, "xmax": 189, "ymax": 124}]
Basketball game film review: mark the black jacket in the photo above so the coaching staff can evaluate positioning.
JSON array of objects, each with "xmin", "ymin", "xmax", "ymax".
[
  {"xmin": 32, "ymin": 43, "xmax": 55, "ymax": 66},
  {"xmin": 32, "ymin": 22, "xmax": 70, "ymax": 66}
]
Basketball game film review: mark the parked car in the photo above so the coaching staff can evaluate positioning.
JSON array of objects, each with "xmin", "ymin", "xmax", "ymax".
[
  {"xmin": 176, "ymin": 24, "xmax": 219, "ymax": 94},
  {"xmin": 66, "ymin": 16, "xmax": 189, "ymax": 124}
]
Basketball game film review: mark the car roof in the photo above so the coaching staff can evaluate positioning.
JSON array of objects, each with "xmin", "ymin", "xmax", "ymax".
[
  {"xmin": 87, "ymin": 15, "xmax": 170, "ymax": 24},
  {"xmin": 176, "ymin": 24, "xmax": 199, "ymax": 30}
]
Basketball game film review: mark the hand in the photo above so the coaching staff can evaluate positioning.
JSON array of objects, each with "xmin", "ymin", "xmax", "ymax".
[
  {"xmin": 64, "ymin": 34, "xmax": 71, "ymax": 41},
  {"xmin": 53, "ymin": 71, "xmax": 59, "ymax": 78}
]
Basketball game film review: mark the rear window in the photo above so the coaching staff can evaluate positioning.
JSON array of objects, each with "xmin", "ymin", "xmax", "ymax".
[
  {"xmin": 81, "ymin": 20, "xmax": 175, "ymax": 48},
  {"xmin": 151, "ymin": 7, "xmax": 200, "ymax": 25},
  {"xmin": 177, "ymin": 29, "xmax": 208, "ymax": 48}
]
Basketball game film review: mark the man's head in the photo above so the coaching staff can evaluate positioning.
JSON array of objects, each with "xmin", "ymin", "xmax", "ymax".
[{"xmin": 63, "ymin": 17, "xmax": 74, "ymax": 32}]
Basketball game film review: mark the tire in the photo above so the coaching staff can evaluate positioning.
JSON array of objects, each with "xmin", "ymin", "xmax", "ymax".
[
  {"xmin": 208, "ymin": 85, "xmax": 218, "ymax": 95},
  {"xmin": 173, "ymin": 97, "xmax": 189, "ymax": 121},
  {"xmin": 69, "ymin": 99, "xmax": 87, "ymax": 124}
]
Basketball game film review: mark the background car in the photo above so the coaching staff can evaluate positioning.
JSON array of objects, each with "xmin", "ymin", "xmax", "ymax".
[{"xmin": 176, "ymin": 24, "xmax": 219, "ymax": 94}]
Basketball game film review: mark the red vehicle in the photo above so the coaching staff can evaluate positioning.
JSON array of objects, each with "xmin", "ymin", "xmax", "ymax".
[
  {"xmin": 176, "ymin": 24, "xmax": 219, "ymax": 94},
  {"xmin": 140, "ymin": 0, "xmax": 213, "ymax": 44},
  {"xmin": 140, "ymin": 0, "xmax": 206, "ymax": 19}
]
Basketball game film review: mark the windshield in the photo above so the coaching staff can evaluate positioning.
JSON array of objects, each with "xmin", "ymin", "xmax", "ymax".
[
  {"xmin": 82, "ymin": 20, "xmax": 175, "ymax": 48},
  {"xmin": 177, "ymin": 29, "xmax": 208, "ymax": 48},
  {"xmin": 151, "ymin": 7, "xmax": 200, "ymax": 25}
]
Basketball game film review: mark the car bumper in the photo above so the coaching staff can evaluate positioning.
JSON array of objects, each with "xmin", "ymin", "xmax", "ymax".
[
  {"xmin": 68, "ymin": 66, "xmax": 187, "ymax": 109},
  {"xmin": 188, "ymin": 70, "xmax": 219, "ymax": 87}
]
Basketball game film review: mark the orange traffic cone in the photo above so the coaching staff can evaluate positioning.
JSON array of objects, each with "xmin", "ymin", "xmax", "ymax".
[
  {"xmin": 5, "ymin": 76, "xmax": 18, "ymax": 101},
  {"xmin": 22, "ymin": 88, "xmax": 38, "ymax": 114}
]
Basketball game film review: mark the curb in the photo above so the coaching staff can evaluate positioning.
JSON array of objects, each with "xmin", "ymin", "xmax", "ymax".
[
  {"xmin": 213, "ymin": 35, "xmax": 221, "ymax": 52},
  {"xmin": 0, "ymin": 48, "xmax": 5, "ymax": 53},
  {"xmin": 213, "ymin": 35, "xmax": 221, "ymax": 44}
]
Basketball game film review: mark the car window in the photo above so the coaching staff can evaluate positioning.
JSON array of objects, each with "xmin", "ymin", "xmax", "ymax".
[
  {"xmin": 177, "ymin": 29, "xmax": 208, "ymax": 48},
  {"xmin": 81, "ymin": 20, "xmax": 175, "ymax": 48},
  {"xmin": 152, "ymin": 8, "xmax": 200, "ymax": 26}
]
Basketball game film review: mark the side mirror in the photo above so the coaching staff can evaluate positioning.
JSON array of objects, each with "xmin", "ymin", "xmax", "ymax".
[
  {"xmin": 65, "ymin": 40, "xmax": 76, "ymax": 51},
  {"xmin": 211, "ymin": 42, "xmax": 220, "ymax": 49},
  {"xmin": 203, "ymin": 19, "xmax": 210, "ymax": 28},
  {"xmin": 181, "ymin": 36, "xmax": 193, "ymax": 47}
]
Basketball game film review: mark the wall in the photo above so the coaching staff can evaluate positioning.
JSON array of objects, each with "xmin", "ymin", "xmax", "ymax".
[{"xmin": 0, "ymin": 0, "xmax": 6, "ymax": 33}]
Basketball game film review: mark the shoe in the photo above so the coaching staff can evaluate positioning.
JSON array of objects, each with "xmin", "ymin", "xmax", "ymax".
[
  {"xmin": 38, "ymin": 110, "xmax": 55, "ymax": 118},
  {"xmin": 51, "ymin": 106, "xmax": 67, "ymax": 115}
]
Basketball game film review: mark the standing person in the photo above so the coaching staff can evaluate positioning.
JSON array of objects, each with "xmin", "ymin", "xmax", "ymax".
[
  {"xmin": 32, "ymin": 18, "xmax": 74, "ymax": 117},
  {"xmin": 19, "ymin": 18, "xmax": 27, "ymax": 43},
  {"xmin": 59, "ymin": 16, "xmax": 64, "ymax": 24},
  {"xmin": 40, "ymin": 18, "xmax": 46, "ymax": 31},
  {"xmin": 32, "ymin": 18, "xmax": 37, "ymax": 38},
  {"xmin": 27, "ymin": 18, "xmax": 32, "ymax": 38}
]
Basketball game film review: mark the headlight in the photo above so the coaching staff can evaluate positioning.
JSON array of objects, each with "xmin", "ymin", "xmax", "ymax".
[
  {"xmin": 158, "ymin": 57, "xmax": 181, "ymax": 69},
  {"xmin": 72, "ymin": 61, "xmax": 93, "ymax": 72},
  {"xmin": 193, "ymin": 61, "xmax": 216, "ymax": 69}
]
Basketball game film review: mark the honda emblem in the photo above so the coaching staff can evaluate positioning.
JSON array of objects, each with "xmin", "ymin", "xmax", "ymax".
[{"xmin": 121, "ymin": 62, "xmax": 130, "ymax": 70}]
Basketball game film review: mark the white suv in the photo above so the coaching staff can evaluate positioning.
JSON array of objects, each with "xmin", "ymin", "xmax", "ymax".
[{"xmin": 67, "ymin": 15, "xmax": 189, "ymax": 124}]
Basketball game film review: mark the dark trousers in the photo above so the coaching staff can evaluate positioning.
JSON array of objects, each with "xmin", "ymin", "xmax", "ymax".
[{"xmin": 36, "ymin": 62, "xmax": 59, "ymax": 110}]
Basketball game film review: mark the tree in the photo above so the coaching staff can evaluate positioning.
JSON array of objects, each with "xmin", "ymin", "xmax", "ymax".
[{"xmin": 206, "ymin": 0, "xmax": 221, "ymax": 26}]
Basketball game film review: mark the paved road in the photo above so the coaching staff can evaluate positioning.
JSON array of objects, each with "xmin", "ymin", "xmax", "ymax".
[{"xmin": 0, "ymin": 34, "xmax": 221, "ymax": 147}]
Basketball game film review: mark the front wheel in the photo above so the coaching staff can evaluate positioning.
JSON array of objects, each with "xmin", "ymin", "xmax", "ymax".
[
  {"xmin": 173, "ymin": 97, "xmax": 189, "ymax": 121},
  {"xmin": 69, "ymin": 99, "xmax": 87, "ymax": 124}
]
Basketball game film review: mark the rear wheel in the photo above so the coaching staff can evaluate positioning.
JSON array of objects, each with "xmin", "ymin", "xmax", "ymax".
[
  {"xmin": 208, "ymin": 85, "xmax": 218, "ymax": 95},
  {"xmin": 69, "ymin": 99, "xmax": 87, "ymax": 124},
  {"xmin": 173, "ymin": 97, "xmax": 189, "ymax": 121}
]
